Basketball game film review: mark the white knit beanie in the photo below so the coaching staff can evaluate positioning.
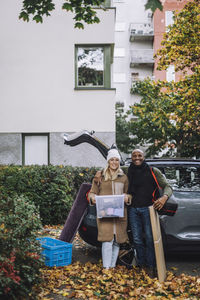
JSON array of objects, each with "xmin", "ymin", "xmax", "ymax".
[{"xmin": 106, "ymin": 149, "xmax": 121, "ymax": 162}]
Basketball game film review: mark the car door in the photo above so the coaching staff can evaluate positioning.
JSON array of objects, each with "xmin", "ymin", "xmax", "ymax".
[
  {"xmin": 161, "ymin": 191, "xmax": 200, "ymax": 241},
  {"xmin": 157, "ymin": 164, "xmax": 200, "ymax": 251}
]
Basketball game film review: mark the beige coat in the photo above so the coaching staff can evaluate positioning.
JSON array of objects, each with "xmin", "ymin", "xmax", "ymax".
[{"xmin": 89, "ymin": 169, "xmax": 132, "ymax": 244}]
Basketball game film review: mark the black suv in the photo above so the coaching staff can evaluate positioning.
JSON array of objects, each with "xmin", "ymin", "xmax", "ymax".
[{"xmin": 62, "ymin": 130, "xmax": 200, "ymax": 253}]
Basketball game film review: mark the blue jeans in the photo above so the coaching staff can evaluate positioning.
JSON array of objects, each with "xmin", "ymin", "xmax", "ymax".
[{"xmin": 129, "ymin": 206, "xmax": 156, "ymax": 268}]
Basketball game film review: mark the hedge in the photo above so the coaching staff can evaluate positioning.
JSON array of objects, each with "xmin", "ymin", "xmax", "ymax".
[
  {"xmin": 0, "ymin": 164, "xmax": 100, "ymax": 299},
  {"xmin": 0, "ymin": 165, "xmax": 99, "ymax": 225},
  {"xmin": 0, "ymin": 195, "xmax": 43, "ymax": 299}
]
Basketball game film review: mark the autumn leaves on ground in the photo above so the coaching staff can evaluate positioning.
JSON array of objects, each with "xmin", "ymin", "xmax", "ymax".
[{"xmin": 32, "ymin": 226, "xmax": 200, "ymax": 299}]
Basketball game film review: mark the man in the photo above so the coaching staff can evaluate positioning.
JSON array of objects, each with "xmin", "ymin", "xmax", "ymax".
[{"xmin": 127, "ymin": 149, "xmax": 173, "ymax": 277}]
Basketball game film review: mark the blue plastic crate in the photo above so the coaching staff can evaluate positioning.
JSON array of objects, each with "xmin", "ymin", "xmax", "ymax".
[{"xmin": 36, "ymin": 237, "xmax": 72, "ymax": 267}]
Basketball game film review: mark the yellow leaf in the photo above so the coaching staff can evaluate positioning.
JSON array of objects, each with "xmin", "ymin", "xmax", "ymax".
[{"xmin": 86, "ymin": 284, "xmax": 92, "ymax": 288}]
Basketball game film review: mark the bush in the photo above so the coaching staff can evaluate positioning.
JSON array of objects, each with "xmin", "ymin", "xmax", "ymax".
[
  {"xmin": 0, "ymin": 165, "xmax": 99, "ymax": 298},
  {"xmin": 0, "ymin": 165, "xmax": 98, "ymax": 225},
  {"xmin": 0, "ymin": 195, "xmax": 43, "ymax": 299}
]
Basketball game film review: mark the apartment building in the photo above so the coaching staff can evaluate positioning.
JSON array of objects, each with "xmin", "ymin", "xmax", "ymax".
[
  {"xmin": 113, "ymin": 0, "xmax": 188, "ymax": 109},
  {"xmin": 0, "ymin": 0, "xmax": 189, "ymax": 166},
  {"xmin": 0, "ymin": 0, "xmax": 116, "ymax": 167},
  {"xmin": 113, "ymin": 0, "xmax": 154, "ymax": 109},
  {"xmin": 154, "ymin": 0, "xmax": 189, "ymax": 81}
]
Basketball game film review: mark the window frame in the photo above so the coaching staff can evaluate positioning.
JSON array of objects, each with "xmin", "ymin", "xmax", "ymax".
[
  {"xmin": 75, "ymin": 44, "xmax": 113, "ymax": 90},
  {"xmin": 22, "ymin": 133, "xmax": 50, "ymax": 166}
]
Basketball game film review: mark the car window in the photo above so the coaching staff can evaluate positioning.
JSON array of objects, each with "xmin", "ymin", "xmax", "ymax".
[{"xmin": 159, "ymin": 166, "xmax": 200, "ymax": 191}]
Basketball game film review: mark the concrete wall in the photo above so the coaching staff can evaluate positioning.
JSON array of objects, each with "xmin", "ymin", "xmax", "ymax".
[
  {"xmin": 0, "ymin": 132, "xmax": 114, "ymax": 167},
  {"xmin": 0, "ymin": 134, "xmax": 22, "ymax": 165},
  {"xmin": 50, "ymin": 132, "xmax": 114, "ymax": 167}
]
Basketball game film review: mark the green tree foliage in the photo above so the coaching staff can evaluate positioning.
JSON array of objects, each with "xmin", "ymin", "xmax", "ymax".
[
  {"xmin": 129, "ymin": 79, "xmax": 174, "ymax": 157},
  {"xmin": 0, "ymin": 195, "xmax": 43, "ymax": 299},
  {"xmin": 155, "ymin": 0, "xmax": 200, "ymax": 73},
  {"xmin": 123, "ymin": 0, "xmax": 200, "ymax": 158},
  {"xmin": 145, "ymin": 0, "xmax": 162, "ymax": 13},
  {"xmin": 115, "ymin": 102, "xmax": 134, "ymax": 154},
  {"xmin": 19, "ymin": 0, "xmax": 163, "ymax": 28},
  {"xmin": 129, "ymin": 78, "xmax": 200, "ymax": 158},
  {"xmin": 19, "ymin": 0, "xmax": 106, "ymax": 28}
]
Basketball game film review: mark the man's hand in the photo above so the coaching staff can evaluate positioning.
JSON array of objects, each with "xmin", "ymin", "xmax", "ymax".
[
  {"xmin": 153, "ymin": 195, "xmax": 168, "ymax": 210},
  {"xmin": 94, "ymin": 170, "xmax": 102, "ymax": 186}
]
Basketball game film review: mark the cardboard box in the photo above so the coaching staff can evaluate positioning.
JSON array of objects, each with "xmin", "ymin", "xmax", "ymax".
[
  {"xmin": 95, "ymin": 194, "xmax": 124, "ymax": 218},
  {"xmin": 149, "ymin": 206, "xmax": 166, "ymax": 282}
]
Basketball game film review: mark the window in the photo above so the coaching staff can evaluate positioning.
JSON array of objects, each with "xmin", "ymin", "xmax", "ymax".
[
  {"xmin": 166, "ymin": 65, "xmax": 175, "ymax": 82},
  {"xmin": 157, "ymin": 165, "xmax": 200, "ymax": 191},
  {"xmin": 103, "ymin": 0, "xmax": 111, "ymax": 7},
  {"xmin": 22, "ymin": 134, "xmax": 49, "ymax": 165},
  {"xmin": 93, "ymin": 0, "xmax": 111, "ymax": 7},
  {"xmin": 131, "ymin": 72, "xmax": 139, "ymax": 81},
  {"xmin": 75, "ymin": 45, "xmax": 112, "ymax": 89},
  {"xmin": 165, "ymin": 11, "xmax": 174, "ymax": 31}
]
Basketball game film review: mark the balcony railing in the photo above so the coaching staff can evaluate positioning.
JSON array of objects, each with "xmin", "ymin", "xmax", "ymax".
[
  {"xmin": 131, "ymin": 75, "xmax": 155, "ymax": 82},
  {"xmin": 130, "ymin": 49, "xmax": 154, "ymax": 67},
  {"xmin": 129, "ymin": 23, "xmax": 154, "ymax": 41}
]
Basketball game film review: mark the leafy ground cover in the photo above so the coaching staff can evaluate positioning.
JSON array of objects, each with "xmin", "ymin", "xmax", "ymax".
[{"xmin": 32, "ymin": 226, "xmax": 200, "ymax": 299}]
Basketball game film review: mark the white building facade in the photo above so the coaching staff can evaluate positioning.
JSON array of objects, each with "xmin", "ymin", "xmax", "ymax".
[
  {"xmin": 112, "ymin": 0, "xmax": 154, "ymax": 109},
  {"xmin": 0, "ymin": 0, "xmax": 116, "ymax": 167}
]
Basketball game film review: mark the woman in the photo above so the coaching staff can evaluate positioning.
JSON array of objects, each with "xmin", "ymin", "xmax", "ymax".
[{"xmin": 89, "ymin": 149, "xmax": 132, "ymax": 269}]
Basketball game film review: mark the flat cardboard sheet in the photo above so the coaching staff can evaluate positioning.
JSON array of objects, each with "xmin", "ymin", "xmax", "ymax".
[{"xmin": 149, "ymin": 205, "xmax": 166, "ymax": 282}]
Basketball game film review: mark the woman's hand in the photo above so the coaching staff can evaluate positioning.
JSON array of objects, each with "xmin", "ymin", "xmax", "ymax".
[
  {"xmin": 90, "ymin": 195, "xmax": 96, "ymax": 204},
  {"xmin": 153, "ymin": 195, "xmax": 168, "ymax": 210},
  {"xmin": 124, "ymin": 194, "xmax": 131, "ymax": 205}
]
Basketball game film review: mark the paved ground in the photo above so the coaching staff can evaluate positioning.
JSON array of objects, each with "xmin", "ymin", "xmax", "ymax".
[{"xmin": 165, "ymin": 252, "xmax": 200, "ymax": 276}]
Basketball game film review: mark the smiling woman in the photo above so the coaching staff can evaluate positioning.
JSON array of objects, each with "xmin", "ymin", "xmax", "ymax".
[{"xmin": 88, "ymin": 148, "xmax": 132, "ymax": 269}]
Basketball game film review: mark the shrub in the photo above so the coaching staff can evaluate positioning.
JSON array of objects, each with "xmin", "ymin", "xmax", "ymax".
[
  {"xmin": 0, "ymin": 165, "xmax": 99, "ymax": 225},
  {"xmin": 0, "ymin": 165, "xmax": 99, "ymax": 298},
  {"xmin": 0, "ymin": 195, "xmax": 43, "ymax": 299}
]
